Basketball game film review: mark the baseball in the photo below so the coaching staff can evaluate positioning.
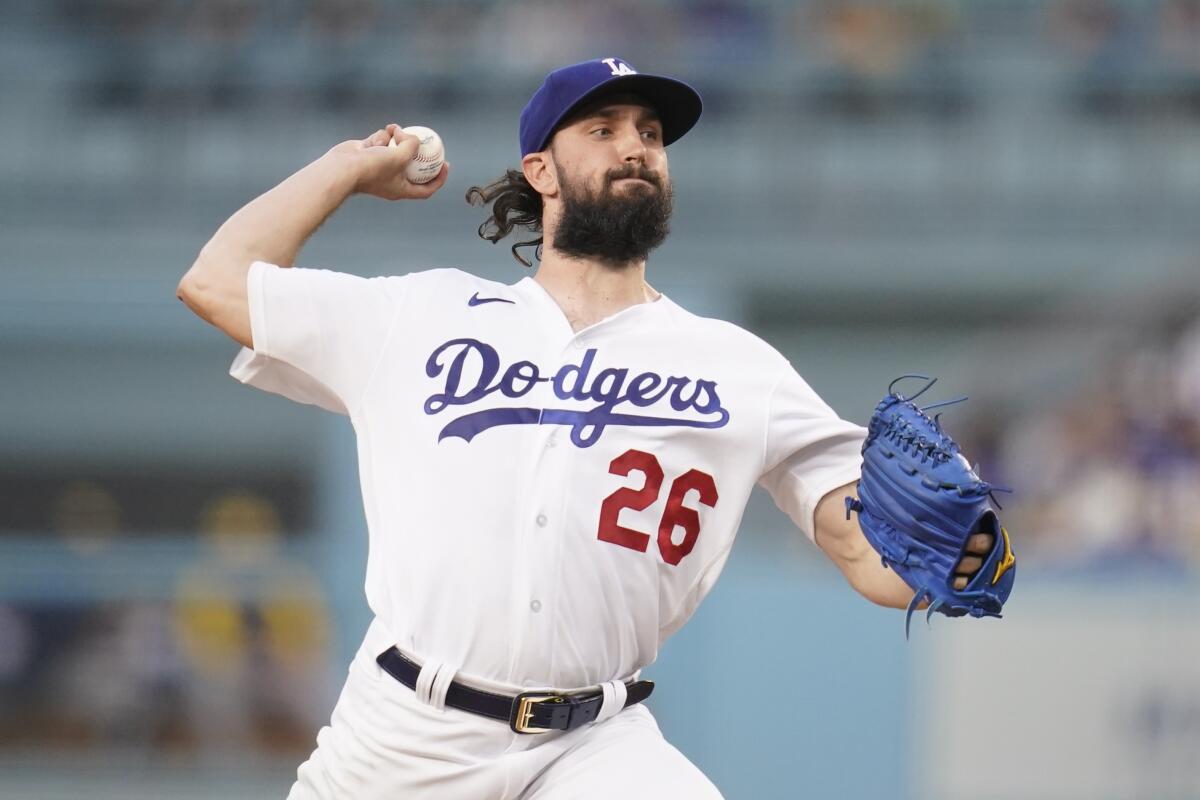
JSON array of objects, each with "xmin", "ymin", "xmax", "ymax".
[{"xmin": 389, "ymin": 125, "xmax": 444, "ymax": 184}]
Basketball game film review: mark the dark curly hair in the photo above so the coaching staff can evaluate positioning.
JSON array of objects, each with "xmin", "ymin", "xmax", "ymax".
[{"xmin": 465, "ymin": 170, "xmax": 544, "ymax": 268}]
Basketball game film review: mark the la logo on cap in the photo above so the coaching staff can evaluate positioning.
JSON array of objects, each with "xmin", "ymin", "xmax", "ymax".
[
  {"xmin": 601, "ymin": 58, "xmax": 637, "ymax": 77},
  {"xmin": 518, "ymin": 57, "xmax": 701, "ymax": 156}
]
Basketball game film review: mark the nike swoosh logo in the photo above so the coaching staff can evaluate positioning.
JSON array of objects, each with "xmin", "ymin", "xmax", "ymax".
[{"xmin": 468, "ymin": 292, "xmax": 516, "ymax": 307}]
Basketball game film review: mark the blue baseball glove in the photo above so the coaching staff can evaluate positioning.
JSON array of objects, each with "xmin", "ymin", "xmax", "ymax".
[{"xmin": 845, "ymin": 376, "xmax": 1016, "ymax": 636}]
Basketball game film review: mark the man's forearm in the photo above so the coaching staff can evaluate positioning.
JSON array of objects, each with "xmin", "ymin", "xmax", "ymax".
[
  {"xmin": 178, "ymin": 125, "xmax": 447, "ymax": 349},
  {"xmin": 845, "ymin": 549, "xmax": 920, "ymax": 609},
  {"xmin": 813, "ymin": 483, "xmax": 918, "ymax": 609},
  {"xmin": 195, "ymin": 151, "xmax": 358, "ymax": 273},
  {"xmin": 178, "ymin": 151, "xmax": 360, "ymax": 349}
]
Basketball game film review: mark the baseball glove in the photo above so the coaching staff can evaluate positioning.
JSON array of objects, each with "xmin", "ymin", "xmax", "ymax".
[{"xmin": 845, "ymin": 375, "xmax": 1015, "ymax": 636}]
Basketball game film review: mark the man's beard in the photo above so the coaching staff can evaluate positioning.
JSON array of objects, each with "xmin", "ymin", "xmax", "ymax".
[{"xmin": 551, "ymin": 159, "xmax": 674, "ymax": 267}]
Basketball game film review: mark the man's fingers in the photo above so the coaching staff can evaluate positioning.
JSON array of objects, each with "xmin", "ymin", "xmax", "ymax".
[
  {"xmin": 965, "ymin": 532, "xmax": 994, "ymax": 555},
  {"xmin": 384, "ymin": 123, "xmax": 421, "ymax": 152},
  {"xmin": 363, "ymin": 124, "xmax": 414, "ymax": 150},
  {"xmin": 406, "ymin": 162, "xmax": 450, "ymax": 198},
  {"xmin": 952, "ymin": 543, "xmax": 991, "ymax": 591},
  {"xmin": 353, "ymin": 125, "xmax": 447, "ymax": 200},
  {"xmin": 955, "ymin": 555, "xmax": 983, "ymax": 574},
  {"xmin": 388, "ymin": 134, "xmax": 419, "ymax": 160},
  {"xmin": 364, "ymin": 128, "xmax": 390, "ymax": 148}
]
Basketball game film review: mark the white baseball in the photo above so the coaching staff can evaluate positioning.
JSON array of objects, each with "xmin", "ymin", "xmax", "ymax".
[{"xmin": 389, "ymin": 125, "xmax": 444, "ymax": 184}]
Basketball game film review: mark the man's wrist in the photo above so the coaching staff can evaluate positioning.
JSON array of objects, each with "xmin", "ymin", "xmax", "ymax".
[{"xmin": 311, "ymin": 149, "xmax": 363, "ymax": 199}]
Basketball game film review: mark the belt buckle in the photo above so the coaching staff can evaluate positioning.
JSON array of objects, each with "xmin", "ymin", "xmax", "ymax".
[{"xmin": 510, "ymin": 692, "xmax": 563, "ymax": 734}]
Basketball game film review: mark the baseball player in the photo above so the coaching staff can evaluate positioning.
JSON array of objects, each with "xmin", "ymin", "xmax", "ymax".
[{"xmin": 178, "ymin": 57, "xmax": 1010, "ymax": 799}]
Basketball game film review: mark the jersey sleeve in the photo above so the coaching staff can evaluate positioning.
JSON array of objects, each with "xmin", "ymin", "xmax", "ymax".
[
  {"xmin": 228, "ymin": 348, "xmax": 349, "ymax": 416},
  {"xmin": 244, "ymin": 260, "xmax": 403, "ymax": 414},
  {"xmin": 757, "ymin": 365, "xmax": 867, "ymax": 541}
]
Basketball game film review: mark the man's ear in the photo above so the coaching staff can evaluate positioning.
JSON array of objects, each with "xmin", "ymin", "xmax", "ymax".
[{"xmin": 522, "ymin": 151, "xmax": 558, "ymax": 198}]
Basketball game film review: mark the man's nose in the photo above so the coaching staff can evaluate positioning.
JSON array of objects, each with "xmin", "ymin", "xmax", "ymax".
[{"xmin": 616, "ymin": 127, "xmax": 647, "ymax": 163}]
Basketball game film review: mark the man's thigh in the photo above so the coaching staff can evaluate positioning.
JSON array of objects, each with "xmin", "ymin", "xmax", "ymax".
[
  {"xmin": 287, "ymin": 652, "xmax": 515, "ymax": 800},
  {"xmin": 521, "ymin": 706, "xmax": 724, "ymax": 800}
]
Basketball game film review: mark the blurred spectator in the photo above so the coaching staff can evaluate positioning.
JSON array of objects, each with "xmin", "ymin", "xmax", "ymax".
[
  {"xmin": 484, "ymin": 0, "xmax": 603, "ymax": 71},
  {"xmin": 45, "ymin": 602, "xmax": 185, "ymax": 748},
  {"xmin": 0, "ymin": 601, "xmax": 186, "ymax": 749},
  {"xmin": 993, "ymin": 311, "xmax": 1200, "ymax": 572},
  {"xmin": 1159, "ymin": 0, "xmax": 1200, "ymax": 73},
  {"xmin": 1046, "ymin": 0, "xmax": 1165, "ymax": 115},
  {"xmin": 65, "ymin": 0, "xmax": 170, "ymax": 108},
  {"xmin": 0, "ymin": 606, "xmax": 33, "ymax": 683},
  {"xmin": 804, "ymin": 0, "xmax": 966, "ymax": 117},
  {"xmin": 0, "ymin": 605, "xmax": 34, "ymax": 742},
  {"xmin": 1046, "ymin": 0, "xmax": 1130, "ymax": 62},
  {"xmin": 296, "ymin": 0, "xmax": 382, "ymax": 109},
  {"xmin": 1158, "ymin": 0, "xmax": 1200, "ymax": 113},
  {"xmin": 402, "ymin": 0, "xmax": 483, "ymax": 73},
  {"xmin": 174, "ymin": 489, "xmax": 330, "ymax": 753},
  {"xmin": 50, "ymin": 479, "xmax": 122, "ymax": 556},
  {"xmin": 816, "ymin": 1, "xmax": 921, "ymax": 79},
  {"xmin": 681, "ymin": 0, "xmax": 770, "ymax": 65},
  {"xmin": 148, "ymin": 0, "xmax": 266, "ymax": 110}
]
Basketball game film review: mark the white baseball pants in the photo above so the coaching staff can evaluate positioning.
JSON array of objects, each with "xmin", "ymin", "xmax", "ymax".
[{"xmin": 286, "ymin": 639, "xmax": 723, "ymax": 799}]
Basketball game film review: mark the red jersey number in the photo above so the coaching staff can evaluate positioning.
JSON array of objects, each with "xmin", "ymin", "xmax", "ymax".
[
  {"xmin": 597, "ymin": 449, "xmax": 719, "ymax": 565},
  {"xmin": 596, "ymin": 449, "xmax": 663, "ymax": 553}
]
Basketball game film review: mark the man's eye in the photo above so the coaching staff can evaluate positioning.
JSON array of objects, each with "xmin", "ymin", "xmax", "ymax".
[
  {"xmin": 642, "ymin": 130, "xmax": 660, "ymax": 140},
  {"xmin": 592, "ymin": 128, "xmax": 611, "ymax": 136}
]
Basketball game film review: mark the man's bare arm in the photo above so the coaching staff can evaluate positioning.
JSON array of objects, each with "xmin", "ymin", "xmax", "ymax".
[
  {"xmin": 812, "ymin": 482, "xmax": 994, "ymax": 608},
  {"xmin": 176, "ymin": 124, "xmax": 449, "ymax": 348}
]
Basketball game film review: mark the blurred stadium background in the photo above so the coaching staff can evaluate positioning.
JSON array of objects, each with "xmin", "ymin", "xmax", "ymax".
[{"xmin": 1, "ymin": 0, "xmax": 1198, "ymax": 797}]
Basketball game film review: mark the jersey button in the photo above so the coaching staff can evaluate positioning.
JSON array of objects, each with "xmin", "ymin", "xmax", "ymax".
[
  {"xmin": 530, "ymin": 599, "xmax": 542, "ymax": 613},
  {"xmin": 535, "ymin": 513, "xmax": 548, "ymax": 527}
]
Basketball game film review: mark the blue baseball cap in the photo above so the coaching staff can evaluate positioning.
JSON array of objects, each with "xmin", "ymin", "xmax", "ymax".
[{"xmin": 519, "ymin": 57, "xmax": 703, "ymax": 157}]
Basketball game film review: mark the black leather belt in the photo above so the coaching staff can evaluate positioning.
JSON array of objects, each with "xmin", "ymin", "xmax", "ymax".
[{"xmin": 375, "ymin": 646, "xmax": 654, "ymax": 734}]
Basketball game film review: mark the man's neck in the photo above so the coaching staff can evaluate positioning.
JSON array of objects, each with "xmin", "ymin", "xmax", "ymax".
[{"xmin": 532, "ymin": 249, "xmax": 661, "ymax": 333}]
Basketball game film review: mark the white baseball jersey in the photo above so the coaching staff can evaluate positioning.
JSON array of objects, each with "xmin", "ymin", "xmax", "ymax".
[{"xmin": 232, "ymin": 262, "xmax": 865, "ymax": 692}]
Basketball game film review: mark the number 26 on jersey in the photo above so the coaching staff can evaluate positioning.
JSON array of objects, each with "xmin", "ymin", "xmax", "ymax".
[{"xmin": 596, "ymin": 448, "xmax": 719, "ymax": 565}]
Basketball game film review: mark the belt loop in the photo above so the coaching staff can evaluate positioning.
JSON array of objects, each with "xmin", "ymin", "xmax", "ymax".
[
  {"xmin": 414, "ymin": 659, "xmax": 444, "ymax": 708},
  {"xmin": 428, "ymin": 661, "xmax": 460, "ymax": 712},
  {"xmin": 595, "ymin": 679, "xmax": 628, "ymax": 724}
]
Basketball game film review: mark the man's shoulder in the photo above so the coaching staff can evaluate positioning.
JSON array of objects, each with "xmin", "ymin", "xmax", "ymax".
[
  {"xmin": 393, "ymin": 267, "xmax": 510, "ymax": 292},
  {"xmin": 662, "ymin": 299, "xmax": 790, "ymax": 368},
  {"xmin": 382, "ymin": 267, "xmax": 516, "ymax": 304}
]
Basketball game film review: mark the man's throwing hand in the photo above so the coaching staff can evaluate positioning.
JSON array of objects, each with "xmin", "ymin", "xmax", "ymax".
[{"xmin": 330, "ymin": 123, "xmax": 450, "ymax": 201}]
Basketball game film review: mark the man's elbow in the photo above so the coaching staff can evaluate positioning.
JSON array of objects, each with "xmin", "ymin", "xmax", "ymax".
[
  {"xmin": 175, "ymin": 255, "xmax": 254, "ymax": 349},
  {"xmin": 179, "ymin": 239, "xmax": 238, "ymax": 303},
  {"xmin": 176, "ymin": 263, "xmax": 209, "ymax": 317}
]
